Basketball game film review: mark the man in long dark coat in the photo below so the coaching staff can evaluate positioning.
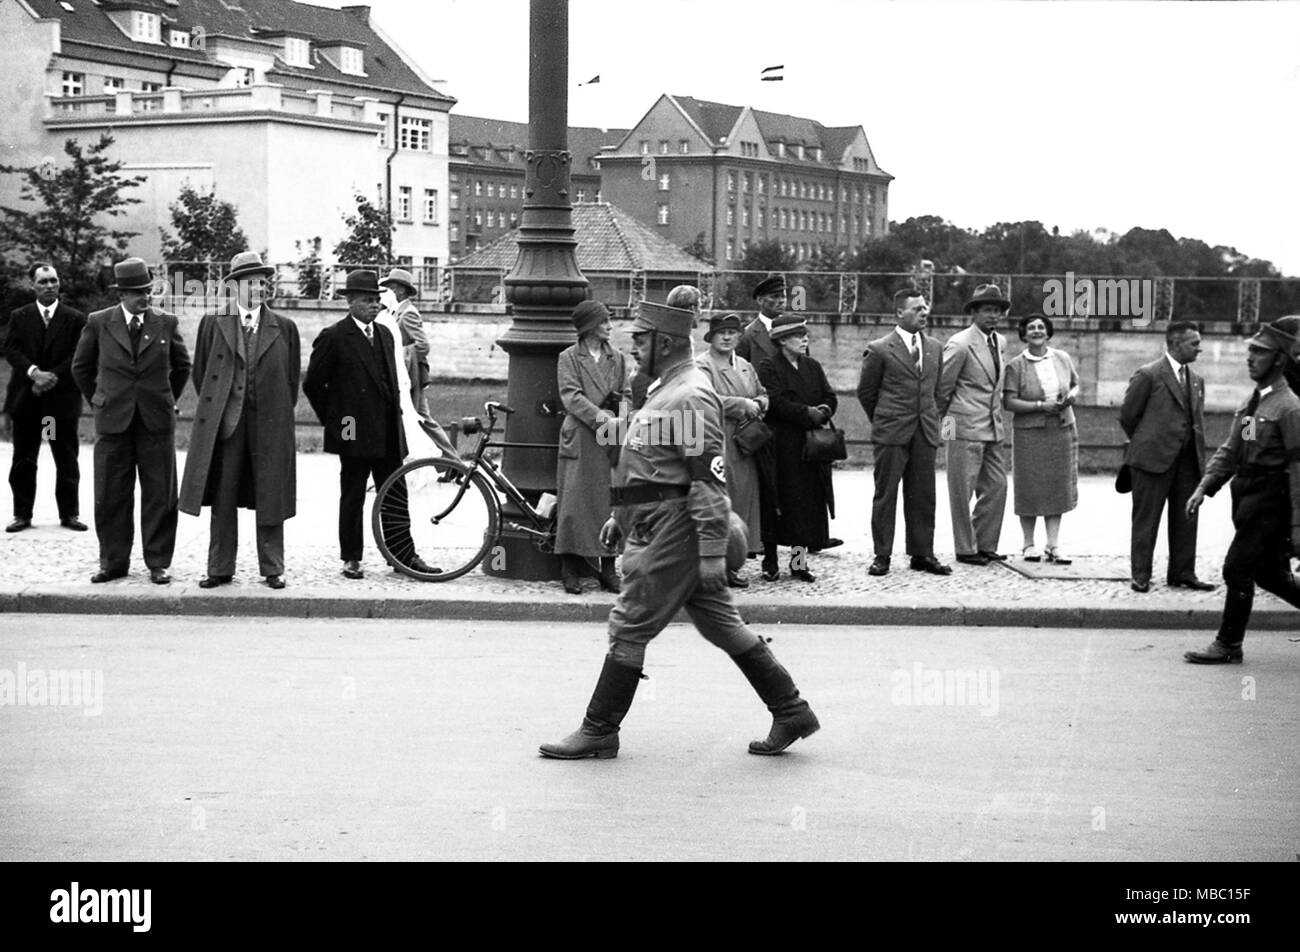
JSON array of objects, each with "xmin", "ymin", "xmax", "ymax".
[{"xmin": 179, "ymin": 252, "xmax": 299, "ymax": 589}]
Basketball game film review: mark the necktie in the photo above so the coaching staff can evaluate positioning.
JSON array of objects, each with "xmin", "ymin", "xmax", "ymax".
[
  {"xmin": 910, "ymin": 334, "xmax": 922, "ymax": 372},
  {"xmin": 1245, "ymin": 389, "xmax": 1261, "ymax": 420},
  {"xmin": 42, "ymin": 308, "xmax": 52, "ymax": 328},
  {"xmin": 128, "ymin": 315, "xmax": 142, "ymax": 354},
  {"xmin": 364, "ymin": 323, "xmax": 375, "ymax": 349},
  {"xmin": 987, "ymin": 332, "xmax": 1000, "ymax": 379}
]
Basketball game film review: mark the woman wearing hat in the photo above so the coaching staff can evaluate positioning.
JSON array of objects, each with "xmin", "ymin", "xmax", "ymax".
[
  {"xmin": 1002, "ymin": 315, "xmax": 1080, "ymax": 563},
  {"xmin": 696, "ymin": 312, "xmax": 768, "ymax": 587},
  {"xmin": 555, "ymin": 300, "xmax": 631, "ymax": 594},
  {"xmin": 757, "ymin": 314, "xmax": 837, "ymax": 583}
]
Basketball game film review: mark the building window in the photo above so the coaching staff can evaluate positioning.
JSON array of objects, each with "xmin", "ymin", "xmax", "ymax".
[
  {"xmin": 169, "ymin": 29, "xmax": 190, "ymax": 49},
  {"xmin": 594, "ymin": 189, "xmax": 601, "ymax": 203},
  {"xmin": 486, "ymin": 183, "xmax": 495, "ymax": 197},
  {"xmin": 449, "ymin": 190, "xmax": 460, "ymax": 210},
  {"xmin": 576, "ymin": 187, "xmax": 587, "ymax": 202},
  {"xmin": 473, "ymin": 209, "xmax": 482, "ymax": 227},
  {"xmin": 103, "ymin": 76, "xmax": 124, "ymax": 92},
  {"xmin": 742, "ymin": 174, "xmax": 750, "ymax": 193},
  {"xmin": 132, "ymin": 11, "xmax": 161, "ymax": 43},
  {"xmin": 339, "ymin": 47, "xmax": 364, "ymax": 75},
  {"xmin": 61, "ymin": 72, "xmax": 84, "ymax": 96},
  {"xmin": 757, "ymin": 177, "xmax": 766, "ymax": 195},
  {"xmin": 450, "ymin": 222, "xmax": 460, "ymax": 242},
  {"xmin": 639, "ymin": 140, "xmax": 649, "ymax": 155},
  {"xmin": 725, "ymin": 240, "xmax": 734, "ymax": 262},
  {"xmin": 726, "ymin": 206, "xmax": 734, "ymax": 226},
  {"xmin": 758, "ymin": 207, "xmax": 765, "ymax": 228},
  {"xmin": 656, "ymin": 203, "xmax": 669, "ymax": 225},
  {"xmin": 775, "ymin": 142, "xmax": 785, "ymax": 158},
  {"xmin": 742, "ymin": 206, "xmax": 750, "ymax": 227},
  {"xmin": 233, "ymin": 67, "xmax": 254, "ymax": 88},
  {"xmin": 141, "ymin": 81, "xmax": 162, "ymax": 93},
  {"xmin": 474, "ymin": 181, "xmax": 483, "ymax": 197},
  {"xmin": 841, "ymin": 187, "xmax": 849, "ymax": 203},
  {"xmin": 679, "ymin": 140, "xmax": 689, "ymax": 154},
  {"xmin": 509, "ymin": 212, "xmax": 518, "ymax": 228},
  {"xmin": 658, "ymin": 140, "xmax": 669, "ymax": 154},
  {"xmin": 795, "ymin": 144, "xmax": 805, "ymax": 159},
  {"xmin": 486, "ymin": 210, "xmax": 495, "ymax": 228},
  {"xmin": 376, "ymin": 111, "xmax": 389, "ymax": 148},
  {"xmin": 509, "ymin": 184, "xmax": 518, "ymax": 199},
  {"xmin": 399, "ymin": 116, "xmax": 432, "ymax": 151},
  {"xmin": 397, "ymin": 186, "xmax": 412, "ymax": 221},
  {"xmin": 424, "ymin": 189, "xmax": 438, "ymax": 224},
  {"xmin": 657, "ymin": 173, "xmax": 670, "ymax": 191},
  {"xmin": 727, "ymin": 171, "xmax": 736, "ymax": 192},
  {"xmin": 284, "ymin": 36, "xmax": 310, "ymax": 67},
  {"xmin": 841, "ymin": 215, "xmax": 847, "ymax": 233}
]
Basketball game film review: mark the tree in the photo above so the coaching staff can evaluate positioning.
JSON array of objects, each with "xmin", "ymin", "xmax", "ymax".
[
  {"xmin": 0, "ymin": 133, "xmax": 145, "ymax": 309},
  {"xmin": 294, "ymin": 237, "xmax": 323, "ymax": 299},
  {"xmin": 159, "ymin": 184, "xmax": 248, "ymax": 283},
  {"xmin": 333, "ymin": 192, "xmax": 393, "ymax": 264}
]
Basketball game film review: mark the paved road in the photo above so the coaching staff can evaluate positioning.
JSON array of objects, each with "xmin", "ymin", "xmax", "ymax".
[{"xmin": 2, "ymin": 616, "xmax": 1296, "ymax": 861}]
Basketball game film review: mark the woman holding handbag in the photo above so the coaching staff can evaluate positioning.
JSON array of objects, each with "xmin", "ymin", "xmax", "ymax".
[
  {"xmin": 757, "ymin": 314, "xmax": 839, "ymax": 583},
  {"xmin": 1002, "ymin": 314, "xmax": 1080, "ymax": 564},
  {"xmin": 696, "ymin": 312, "xmax": 769, "ymax": 588},
  {"xmin": 556, "ymin": 300, "xmax": 630, "ymax": 594}
]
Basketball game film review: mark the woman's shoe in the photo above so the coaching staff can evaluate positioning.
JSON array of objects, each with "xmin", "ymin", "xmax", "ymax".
[
  {"xmin": 1022, "ymin": 545, "xmax": 1041, "ymax": 562},
  {"xmin": 1044, "ymin": 546, "xmax": 1072, "ymax": 565},
  {"xmin": 562, "ymin": 575, "xmax": 583, "ymax": 595}
]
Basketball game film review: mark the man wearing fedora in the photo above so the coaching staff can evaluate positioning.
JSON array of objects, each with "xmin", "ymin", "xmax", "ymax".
[
  {"xmin": 71, "ymin": 257, "xmax": 191, "ymax": 583},
  {"xmin": 179, "ymin": 252, "xmax": 299, "ymax": 589},
  {"xmin": 304, "ymin": 269, "xmax": 436, "ymax": 580},
  {"xmin": 540, "ymin": 301, "xmax": 819, "ymax": 761},
  {"xmin": 938, "ymin": 284, "xmax": 1010, "ymax": 565},
  {"xmin": 6, "ymin": 263, "xmax": 87, "ymax": 533},
  {"xmin": 1183, "ymin": 319, "xmax": 1300, "ymax": 664}
]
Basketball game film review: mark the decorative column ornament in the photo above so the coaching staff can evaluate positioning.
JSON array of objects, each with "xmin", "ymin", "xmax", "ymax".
[{"xmin": 486, "ymin": 0, "xmax": 588, "ymax": 580}]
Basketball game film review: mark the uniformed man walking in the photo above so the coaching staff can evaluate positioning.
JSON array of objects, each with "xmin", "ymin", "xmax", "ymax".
[
  {"xmin": 540, "ymin": 301, "xmax": 819, "ymax": 759},
  {"xmin": 1184, "ymin": 318, "xmax": 1300, "ymax": 663}
]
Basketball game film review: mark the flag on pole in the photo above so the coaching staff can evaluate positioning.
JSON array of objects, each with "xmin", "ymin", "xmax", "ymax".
[
  {"xmin": 580, "ymin": 75, "xmax": 600, "ymax": 85},
  {"xmin": 761, "ymin": 65, "xmax": 783, "ymax": 81}
]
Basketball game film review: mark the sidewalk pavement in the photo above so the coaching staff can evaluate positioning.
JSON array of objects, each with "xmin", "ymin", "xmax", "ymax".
[{"xmin": 0, "ymin": 440, "xmax": 1295, "ymax": 630}]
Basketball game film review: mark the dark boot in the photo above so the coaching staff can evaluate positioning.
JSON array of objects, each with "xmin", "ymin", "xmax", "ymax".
[
  {"xmin": 1215, "ymin": 587, "xmax": 1253, "ymax": 648},
  {"xmin": 539, "ymin": 656, "xmax": 643, "ymax": 760},
  {"xmin": 560, "ymin": 554, "xmax": 583, "ymax": 595},
  {"xmin": 761, "ymin": 542, "xmax": 779, "ymax": 581},
  {"xmin": 598, "ymin": 556, "xmax": 621, "ymax": 593},
  {"xmin": 732, "ymin": 643, "xmax": 820, "ymax": 755}
]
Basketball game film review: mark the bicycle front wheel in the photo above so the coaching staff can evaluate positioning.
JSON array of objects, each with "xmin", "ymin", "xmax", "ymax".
[{"xmin": 372, "ymin": 457, "xmax": 500, "ymax": 581}]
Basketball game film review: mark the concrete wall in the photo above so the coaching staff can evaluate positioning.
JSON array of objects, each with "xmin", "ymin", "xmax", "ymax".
[{"xmin": 0, "ymin": 0, "xmax": 59, "ymax": 213}]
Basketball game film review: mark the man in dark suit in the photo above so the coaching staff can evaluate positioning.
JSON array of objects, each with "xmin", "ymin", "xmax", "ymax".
[
  {"xmin": 857, "ymin": 288, "xmax": 951, "ymax": 577},
  {"xmin": 179, "ymin": 252, "xmax": 300, "ymax": 590},
  {"xmin": 303, "ymin": 269, "xmax": 435, "ymax": 580},
  {"xmin": 71, "ymin": 258, "xmax": 191, "ymax": 583},
  {"xmin": 6, "ymin": 263, "xmax": 87, "ymax": 532},
  {"xmin": 1119, "ymin": 320, "xmax": 1214, "ymax": 593}
]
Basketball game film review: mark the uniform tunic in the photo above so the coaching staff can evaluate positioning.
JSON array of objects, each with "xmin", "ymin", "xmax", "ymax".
[
  {"xmin": 555, "ymin": 340, "xmax": 629, "ymax": 557},
  {"xmin": 605, "ymin": 358, "xmax": 753, "ymax": 667},
  {"xmin": 1198, "ymin": 382, "xmax": 1300, "ymax": 632},
  {"xmin": 696, "ymin": 349, "xmax": 766, "ymax": 547}
]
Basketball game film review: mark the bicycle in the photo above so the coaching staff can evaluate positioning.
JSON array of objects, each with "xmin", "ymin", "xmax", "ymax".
[{"xmin": 371, "ymin": 401, "xmax": 558, "ymax": 581}]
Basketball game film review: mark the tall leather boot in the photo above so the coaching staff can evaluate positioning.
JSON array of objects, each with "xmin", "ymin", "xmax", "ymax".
[
  {"xmin": 1185, "ymin": 588, "xmax": 1251, "ymax": 663},
  {"xmin": 732, "ymin": 642, "xmax": 820, "ymax": 755},
  {"xmin": 539, "ymin": 656, "xmax": 643, "ymax": 759},
  {"xmin": 598, "ymin": 556, "xmax": 621, "ymax": 593}
]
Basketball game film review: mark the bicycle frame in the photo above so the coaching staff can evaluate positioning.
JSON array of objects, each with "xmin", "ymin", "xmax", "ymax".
[{"xmin": 449, "ymin": 402, "xmax": 555, "ymax": 547}]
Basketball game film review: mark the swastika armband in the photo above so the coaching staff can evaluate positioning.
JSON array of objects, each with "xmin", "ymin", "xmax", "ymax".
[{"xmin": 689, "ymin": 453, "xmax": 726, "ymax": 485}]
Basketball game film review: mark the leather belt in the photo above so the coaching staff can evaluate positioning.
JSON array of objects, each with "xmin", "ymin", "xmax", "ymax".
[{"xmin": 610, "ymin": 483, "xmax": 690, "ymax": 507}]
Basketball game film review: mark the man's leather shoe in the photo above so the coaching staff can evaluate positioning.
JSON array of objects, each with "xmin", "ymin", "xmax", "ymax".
[
  {"xmin": 727, "ymin": 570, "xmax": 750, "ymax": 588},
  {"xmin": 978, "ymin": 550, "xmax": 1007, "ymax": 562},
  {"xmin": 1131, "ymin": 580, "xmax": 1150, "ymax": 593},
  {"xmin": 562, "ymin": 575, "xmax": 583, "ymax": 595},
  {"xmin": 60, "ymin": 518, "xmax": 88, "ymax": 532},
  {"xmin": 808, "ymin": 538, "xmax": 843, "ymax": 553},
  {"xmin": 149, "ymin": 568, "xmax": 171, "ymax": 585},
  {"xmin": 407, "ymin": 557, "xmax": 442, "ymax": 576},
  {"xmin": 761, "ymin": 559, "xmax": 779, "ymax": 582},
  {"xmin": 955, "ymin": 553, "xmax": 991, "ymax": 566},
  {"xmin": 6, "ymin": 517, "xmax": 31, "ymax": 533},
  {"xmin": 910, "ymin": 555, "xmax": 953, "ymax": 575},
  {"xmin": 264, "ymin": 575, "xmax": 285, "ymax": 590},
  {"xmin": 1169, "ymin": 577, "xmax": 1216, "ymax": 591},
  {"xmin": 1184, "ymin": 640, "xmax": 1243, "ymax": 664},
  {"xmin": 90, "ymin": 568, "xmax": 127, "ymax": 583},
  {"xmin": 868, "ymin": 556, "xmax": 890, "ymax": 576},
  {"xmin": 342, "ymin": 560, "xmax": 364, "ymax": 579},
  {"xmin": 198, "ymin": 575, "xmax": 233, "ymax": 589},
  {"xmin": 789, "ymin": 568, "xmax": 816, "ymax": 583}
]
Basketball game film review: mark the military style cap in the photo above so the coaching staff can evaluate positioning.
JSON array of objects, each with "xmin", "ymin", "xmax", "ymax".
[
  {"xmin": 1246, "ymin": 318, "xmax": 1300, "ymax": 356},
  {"xmin": 769, "ymin": 313, "xmax": 809, "ymax": 341},
  {"xmin": 752, "ymin": 274, "xmax": 787, "ymax": 300},
  {"xmin": 632, "ymin": 300, "xmax": 694, "ymax": 339}
]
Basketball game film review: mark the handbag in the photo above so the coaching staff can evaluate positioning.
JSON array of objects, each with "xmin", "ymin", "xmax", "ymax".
[
  {"xmin": 803, "ymin": 421, "xmax": 847, "ymax": 463},
  {"xmin": 732, "ymin": 418, "xmax": 773, "ymax": 456}
]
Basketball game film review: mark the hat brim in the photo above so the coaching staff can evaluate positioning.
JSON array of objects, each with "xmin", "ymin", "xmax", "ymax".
[
  {"xmin": 965, "ymin": 298, "xmax": 1011, "ymax": 313},
  {"xmin": 379, "ymin": 278, "xmax": 418, "ymax": 293},
  {"xmin": 111, "ymin": 280, "xmax": 154, "ymax": 291},
  {"xmin": 227, "ymin": 265, "xmax": 275, "ymax": 282}
]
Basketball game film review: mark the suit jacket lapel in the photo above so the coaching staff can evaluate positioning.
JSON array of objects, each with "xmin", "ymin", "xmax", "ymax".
[
  {"xmin": 139, "ymin": 308, "xmax": 164, "ymax": 355},
  {"xmin": 217, "ymin": 305, "xmax": 241, "ymax": 362},
  {"xmin": 1161, "ymin": 359, "xmax": 1188, "ymax": 410},
  {"xmin": 107, "ymin": 305, "xmax": 133, "ymax": 358},
  {"xmin": 888, "ymin": 332, "xmax": 921, "ymax": 378},
  {"xmin": 346, "ymin": 319, "xmax": 386, "ymax": 390},
  {"xmin": 255, "ymin": 305, "xmax": 280, "ymax": 366}
]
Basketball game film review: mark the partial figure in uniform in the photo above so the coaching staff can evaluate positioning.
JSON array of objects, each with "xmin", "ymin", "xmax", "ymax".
[
  {"xmin": 737, "ymin": 275, "xmax": 784, "ymax": 577},
  {"xmin": 71, "ymin": 257, "xmax": 191, "ymax": 584},
  {"xmin": 696, "ymin": 311, "xmax": 768, "ymax": 588},
  {"xmin": 555, "ymin": 300, "xmax": 629, "ymax": 595},
  {"xmin": 1184, "ymin": 319, "xmax": 1300, "ymax": 663},
  {"xmin": 539, "ymin": 301, "xmax": 819, "ymax": 760},
  {"xmin": 179, "ymin": 253, "xmax": 299, "ymax": 590},
  {"xmin": 757, "ymin": 313, "xmax": 839, "ymax": 583},
  {"xmin": 6, "ymin": 263, "xmax": 87, "ymax": 532}
]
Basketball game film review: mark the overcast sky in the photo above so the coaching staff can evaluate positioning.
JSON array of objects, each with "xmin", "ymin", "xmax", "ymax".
[{"xmin": 353, "ymin": 0, "xmax": 1300, "ymax": 275}]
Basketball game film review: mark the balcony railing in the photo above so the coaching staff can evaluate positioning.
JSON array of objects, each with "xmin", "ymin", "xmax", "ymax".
[{"xmin": 47, "ymin": 85, "xmax": 379, "ymax": 125}]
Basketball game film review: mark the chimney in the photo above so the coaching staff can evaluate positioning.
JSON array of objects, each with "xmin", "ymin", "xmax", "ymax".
[{"xmin": 342, "ymin": 5, "xmax": 371, "ymax": 19}]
